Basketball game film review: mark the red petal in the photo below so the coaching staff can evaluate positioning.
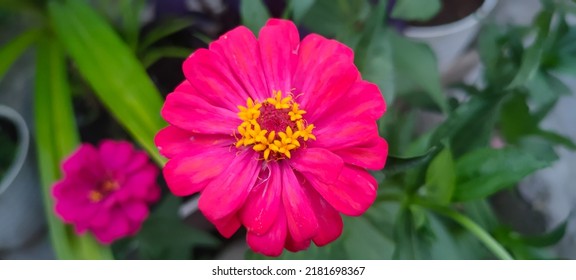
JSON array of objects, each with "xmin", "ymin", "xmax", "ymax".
[
  {"xmin": 290, "ymin": 148, "xmax": 343, "ymax": 185},
  {"xmin": 163, "ymin": 147, "xmax": 235, "ymax": 196},
  {"xmin": 240, "ymin": 161, "xmax": 282, "ymax": 235},
  {"xmin": 333, "ymin": 137, "xmax": 388, "ymax": 170},
  {"xmin": 209, "ymin": 26, "xmax": 270, "ymax": 101},
  {"xmin": 246, "ymin": 210, "xmax": 288, "ymax": 257},
  {"xmin": 155, "ymin": 125, "xmax": 234, "ymax": 159},
  {"xmin": 198, "ymin": 150, "xmax": 260, "ymax": 221},
  {"xmin": 304, "ymin": 165, "xmax": 377, "ymax": 216},
  {"xmin": 258, "ymin": 19, "xmax": 300, "ymax": 95},
  {"xmin": 213, "ymin": 214, "xmax": 242, "ymax": 238},
  {"xmin": 304, "ymin": 184, "xmax": 343, "ymax": 246},
  {"xmin": 281, "ymin": 164, "xmax": 318, "ymax": 242},
  {"xmin": 182, "ymin": 49, "xmax": 247, "ymax": 110},
  {"xmin": 162, "ymin": 91, "xmax": 239, "ymax": 135}
]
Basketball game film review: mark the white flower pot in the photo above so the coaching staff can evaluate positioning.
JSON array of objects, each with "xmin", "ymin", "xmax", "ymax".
[
  {"xmin": 0, "ymin": 105, "xmax": 44, "ymax": 252},
  {"xmin": 404, "ymin": 0, "xmax": 499, "ymax": 73}
]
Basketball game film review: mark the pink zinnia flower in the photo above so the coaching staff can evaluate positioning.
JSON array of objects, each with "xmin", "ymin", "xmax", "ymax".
[
  {"xmin": 53, "ymin": 140, "xmax": 160, "ymax": 244},
  {"xmin": 156, "ymin": 19, "xmax": 387, "ymax": 256}
]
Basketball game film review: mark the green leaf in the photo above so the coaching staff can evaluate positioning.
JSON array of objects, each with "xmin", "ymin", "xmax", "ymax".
[
  {"xmin": 343, "ymin": 216, "xmax": 395, "ymax": 259},
  {"xmin": 0, "ymin": 29, "xmax": 40, "ymax": 81},
  {"xmin": 382, "ymin": 145, "xmax": 442, "ymax": 176},
  {"xmin": 536, "ymin": 129, "xmax": 576, "ymax": 150},
  {"xmin": 453, "ymin": 147, "xmax": 551, "ymax": 201},
  {"xmin": 300, "ymin": 0, "xmax": 367, "ymax": 39},
  {"xmin": 500, "ymin": 93, "xmax": 538, "ymax": 143},
  {"xmin": 137, "ymin": 196, "xmax": 219, "ymax": 259},
  {"xmin": 423, "ymin": 147, "xmax": 455, "ymax": 205},
  {"xmin": 431, "ymin": 93, "xmax": 504, "ymax": 148},
  {"xmin": 141, "ymin": 46, "xmax": 194, "ymax": 68},
  {"xmin": 139, "ymin": 18, "xmax": 195, "ymax": 51},
  {"xmin": 362, "ymin": 28, "xmax": 395, "ymax": 103},
  {"xmin": 48, "ymin": 0, "xmax": 166, "ymax": 166},
  {"xmin": 34, "ymin": 36, "xmax": 112, "ymax": 260},
  {"xmin": 240, "ymin": 0, "xmax": 270, "ymax": 34},
  {"xmin": 507, "ymin": 10, "xmax": 553, "ymax": 89},
  {"xmin": 477, "ymin": 24, "xmax": 500, "ymax": 82},
  {"xmin": 390, "ymin": 32, "xmax": 448, "ymax": 113},
  {"xmin": 391, "ymin": 0, "xmax": 441, "ymax": 21},
  {"xmin": 517, "ymin": 221, "xmax": 567, "ymax": 247},
  {"xmin": 392, "ymin": 208, "xmax": 431, "ymax": 259},
  {"xmin": 291, "ymin": 0, "xmax": 315, "ymax": 23}
]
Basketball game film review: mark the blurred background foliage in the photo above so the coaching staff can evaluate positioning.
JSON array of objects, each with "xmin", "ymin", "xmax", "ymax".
[{"xmin": 1, "ymin": 0, "xmax": 575, "ymax": 259}]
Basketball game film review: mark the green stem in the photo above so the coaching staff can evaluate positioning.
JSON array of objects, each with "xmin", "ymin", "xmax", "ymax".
[{"xmin": 415, "ymin": 199, "xmax": 514, "ymax": 260}]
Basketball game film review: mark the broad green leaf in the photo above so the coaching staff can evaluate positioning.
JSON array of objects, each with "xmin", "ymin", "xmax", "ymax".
[
  {"xmin": 300, "ymin": 0, "xmax": 367, "ymax": 39},
  {"xmin": 240, "ymin": 0, "xmax": 270, "ymax": 34},
  {"xmin": 431, "ymin": 93, "xmax": 504, "ymax": 148},
  {"xmin": 34, "ymin": 36, "xmax": 112, "ymax": 260},
  {"xmin": 423, "ymin": 147, "xmax": 455, "ymax": 205},
  {"xmin": 362, "ymin": 28, "xmax": 395, "ymax": 103},
  {"xmin": 354, "ymin": 0, "xmax": 388, "ymax": 72},
  {"xmin": 391, "ymin": 0, "xmax": 441, "ymax": 21},
  {"xmin": 49, "ymin": 0, "xmax": 166, "ymax": 166},
  {"xmin": 291, "ymin": 0, "xmax": 315, "ymax": 23},
  {"xmin": 453, "ymin": 147, "xmax": 550, "ymax": 201},
  {"xmin": 382, "ymin": 145, "xmax": 442, "ymax": 176},
  {"xmin": 517, "ymin": 136, "xmax": 559, "ymax": 163},
  {"xmin": 137, "ymin": 196, "xmax": 220, "ymax": 259},
  {"xmin": 343, "ymin": 216, "xmax": 395, "ymax": 259},
  {"xmin": 139, "ymin": 18, "xmax": 195, "ymax": 51},
  {"xmin": 477, "ymin": 24, "xmax": 501, "ymax": 83},
  {"xmin": 0, "ymin": 29, "xmax": 40, "ymax": 81},
  {"xmin": 507, "ymin": 10, "xmax": 553, "ymax": 89},
  {"xmin": 392, "ymin": 208, "xmax": 431, "ymax": 259},
  {"xmin": 500, "ymin": 93, "xmax": 538, "ymax": 143},
  {"xmin": 390, "ymin": 32, "xmax": 448, "ymax": 113}
]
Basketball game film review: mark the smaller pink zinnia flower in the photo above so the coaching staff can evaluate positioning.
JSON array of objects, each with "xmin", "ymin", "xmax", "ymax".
[{"xmin": 53, "ymin": 140, "xmax": 160, "ymax": 244}]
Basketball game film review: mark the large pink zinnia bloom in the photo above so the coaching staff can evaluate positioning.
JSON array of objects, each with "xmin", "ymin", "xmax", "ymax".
[
  {"xmin": 156, "ymin": 19, "xmax": 388, "ymax": 256},
  {"xmin": 53, "ymin": 140, "xmax": 160, "ymax": 244}
]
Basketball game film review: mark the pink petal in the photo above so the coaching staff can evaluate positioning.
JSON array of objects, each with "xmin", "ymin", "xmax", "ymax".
[
  {"xmin": 213, "ymin": 214, "xmax": 242, "ymax": 239},
  {"xmin": 162, "ymin": 92, "xmax": 239, "ymax": 135},
  {"xmin": 119, "ymin": 164, "xmax": 159, "ymax": 201},
  {"xmin": 198, "ymin": 150, "xmax": 260, "ymax": 222},
  {"xmin": 304, "ymin": 184, "xmax": 343, "ymax": 246},
  {"xmin": 285, "ymin": 233, "xmax": 311, "ymax": 252},
  {"xmin": 308, "ymin": 165, "xmax": 377, "ymax": 216},
  {"xmin": 98, "ymin": 140, "xmax": 134, "ymax": 173},
  {"xmin": 240, "ymin": 161, "xmax": 282, "ymax": 235},
  {"xmin": 92, "ymin": 213, "xmax": 131, "ymax": 244},
  {"xmin": 182, "ymin": 49, "xmax": 247, "ymax": 110},
  {"xmin": 155, "ymin": 126, "xmax": 234, "ymax": 158},
  {"xmin": 290, "ymin": 148, "xmax": 343, "ymax": 185},
  {"xmin": 293, "ymin": 34, "xmax": 359, "ymax": 121},
  {"xmin": 61, "ymin": 144, "xmax": 103, "ymax": 181},
  {"xmin": 333, "ymin": 137, "xmax": 388, "ymax": 170},
  {"xmin": 311, "ymin": 120, "xmax": 380, "ymax": 150},
  {"xmin": 122, "ymin": 201, "xmax": 149, "ymax": 223},
  {"xmin": 314, "ymin": 81, "xmax": 386, "ymax": 127},
  {"xmin": 163, "ymin": 147, "xmax": 235, "ymax": 196},
  {"xmin": 246, "ymin": 210, "xmax": 288, "ymax": 257},
  {"xmin": 209, "ymin": 26, "xmax": 270, "ymax": 101},
  {"xmin": 258, "ymin": 19, "xmax": 300, "ymax": 95},
  {"xmin": 281, "ymin": 164, "xmax": 318, "ymax": 242}
]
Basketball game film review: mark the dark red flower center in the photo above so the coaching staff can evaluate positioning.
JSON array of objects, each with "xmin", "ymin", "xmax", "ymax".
[{"xmin": 89, "ymin": 179, "xmax": 119, "ymax": 202}]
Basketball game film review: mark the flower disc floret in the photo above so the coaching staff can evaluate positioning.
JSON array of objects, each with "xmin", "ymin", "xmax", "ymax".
[{"xmin": 235, "ymin": 91, "xmax": 315, "ymax": 160}]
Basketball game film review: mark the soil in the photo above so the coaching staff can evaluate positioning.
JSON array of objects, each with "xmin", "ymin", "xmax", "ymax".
[{"xmin": 408, "ymin": 0, "xmax": 484, "ymax": 27}]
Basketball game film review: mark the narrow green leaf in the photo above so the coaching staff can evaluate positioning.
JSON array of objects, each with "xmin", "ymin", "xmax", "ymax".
[
  {"xmin": 0, "ymin": 29, "xmax": 40, "ymax": 81},
  {"xmin": 139, "ymin": 18, "xmax": 195, "ymax": 51},
  {"xmin": 240, "ymin": 0, "xmax": 270, "ymax": 34},
  {"xmin": 453, "ymin": 147, "xmax": 550, "ymax": 201},
  {"xmin": 536, "ymin": 129, "xmax": 576, "ymax": 150},
  {"xmin": 121, "ymin": 0, "xmax": 146, "ymax": 51},
  {"xmin": 141, "ymin": 46, "xmax": 194, "ymax": 68},
  {"xmin": 517, "ymin": 221, "xmax": 567, "ymax": 247},
  {"xmin": 291, "ymin": 0, "xmax": 315, "ymax": 23},
  {"xmin": 34, "ymin": 36, "xmax": 112, "ymax": 260},
  {"xmin": 507, "ymin": 10, "xmax": 553, "ymax": 89},
  {"xmin": 424, "ymin": 147, "xmax": 455, "ymax": 205},
  {"xmin": 48, "ymin": 0, "xmax": 166, "ymax": 166},
  {"xmin": 390, "ymin": 32, "xmax": 448, "ymax": 113},
  {"xmin": 343, "ymin": 216, "xmax": 395, "ymax": 259},
  {"xmin": 391, "ymin": 0, "xmax": 441, "ymax": 21}
]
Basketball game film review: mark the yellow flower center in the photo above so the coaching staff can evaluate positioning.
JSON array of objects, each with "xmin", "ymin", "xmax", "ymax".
[
  {"xmin": 88, "ymin": 179, "xmax": 119, "ymax": 202},
  {"xmin": 235, "ymin": 90, "xmax": 316, "ymax": 160}
]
